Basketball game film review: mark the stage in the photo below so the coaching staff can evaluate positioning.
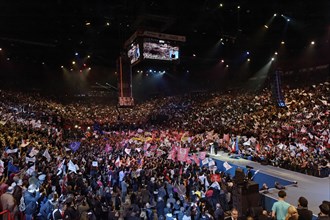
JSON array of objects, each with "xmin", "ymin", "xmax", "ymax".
[{"xmin": 209, "ymin": 151, "xmax": 330, "ymax": 215}]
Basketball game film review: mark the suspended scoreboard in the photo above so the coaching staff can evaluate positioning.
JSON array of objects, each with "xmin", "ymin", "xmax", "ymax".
[
  {"xmin": 118, "ymin": 31, "xmax": 185, "ymax": 107},
  {"xmin": 125, "ymin": 30, "xmax": 186, "ymax": 65}
]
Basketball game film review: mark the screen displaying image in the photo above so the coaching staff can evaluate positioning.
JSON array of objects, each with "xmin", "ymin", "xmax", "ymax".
[
  {"xmin": 143, "ymin": 38, "xmax": 179, "ymax": 61},
  {"xmin": 127, "ymin": 42, "xmax": 140, "ymax": 64}
]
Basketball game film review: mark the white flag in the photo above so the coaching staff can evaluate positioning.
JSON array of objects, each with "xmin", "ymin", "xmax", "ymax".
[
  {"xmin": 0, "ymin": 160, "xmax": 4, "ymax": 176},
  {"xmin": 26, "ymin": 165, "xmax": 36, "ymax": 176},
  {"xmin": 5, "ymin": 148, "xmax": 18, "ymax": 154},
  {"xmin": 223, "ymin": 161, "xmax": 232, "ymax": 171},
  {"xmin": 124, "ymin": 148, "xmax": 131, "ymax": 155},
  {"xmin": 42, "ymin": 149, "xmax": 51, "ymax": 162},
  {"xmin": 202, "ymin": 158, "xmax": 209, "ymax": 165},
  {"xmin": 68, "ymin": 160, "xmax": 77, "ymax": 173},
  {"xmin": 25, "ymin": 157, "xmax": 36, "ymax": 164},
  {"xmin": 29, "ymin": 148, "xmax": 39, "ymax": 157}
]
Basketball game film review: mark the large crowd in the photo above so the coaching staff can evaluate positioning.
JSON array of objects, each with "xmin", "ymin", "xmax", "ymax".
[{"xmin": 0, "ymin": 81, "xmax": 329, "ymax": 220}]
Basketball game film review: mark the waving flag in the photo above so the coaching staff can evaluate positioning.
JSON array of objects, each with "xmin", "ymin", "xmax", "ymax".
[
  {"xmin": 43, "ymin": 149, "xmax": 51, "ymax": 162},
  {"xmin": 5, "ymin": 148, "xmax": 18, "ymax": 154},
  {"xmin": 223, "ymin": 161, "xmax": 232, "ymax": 171},
  {"xmin": 26, "ymin": 165, "xmax": 35, "ymax": 176},
  {"xmin": 124, "ymin": 148, "xmax": 131, "ymax": 155},
  {"xmin": 104, "ymin": 144, "xmax": 111, "ymax": 153},
  {"xmin": 192, "ymin": 154, "xmax": 200, "ymax": 166},
  {"xmin": 25, "ymin": 156, "xmax": 36, "ymax": 164},
  {"xmin": 115, "ymin": 156, "xmax": 121, "ymax": 167},
  {"xmin": 29, "ymin": 147, "xmax": 39, "ymax": 157},
  {"xmin": 57, "ymin": 160, "xmax": 65, "ymax": 176},
  {"xmin": 68, "ymin": 160, "xmax": 77, "ymax": 173},
  {"xmin": 69, "ymin": 142, "xmax": 81, "ymax": 152},
  {"xmin": 177, "ymin": 147, "xmax": 189, "ymax": 162},
  {"xmin": 0, "ymin": 160, "xmax": 4, "ymax": 176},
  {"xmin": 255, "ymin": 143, "xmax": 260, "ymax": 152}
]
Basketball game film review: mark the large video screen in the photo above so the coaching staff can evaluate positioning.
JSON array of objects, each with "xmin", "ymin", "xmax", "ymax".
[
  {"xmin": 143, "ymin": 38, "xmax": 179, "ymax": 61},
  {"xmin": 127, "ymin": 42, "xmax": 141, "ymax": 64}
]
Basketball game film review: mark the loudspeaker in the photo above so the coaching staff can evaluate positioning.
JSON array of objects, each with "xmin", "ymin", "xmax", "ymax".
[
  {"xmin": 234, "ymin": 168, "xmax": 245, "ymax": 185},
  {"xmin": 246, "ymin": 181, "xmax": 259, "ymax": 193}
]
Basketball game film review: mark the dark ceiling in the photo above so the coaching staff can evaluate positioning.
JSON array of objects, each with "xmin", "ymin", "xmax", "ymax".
[
  {"xmin": 1, "ymin": 0, "xmax": 329, "ymax": 65},
  {"xmin": 0, "ymin": 0, "xmax": 329, "ymax": 94}
]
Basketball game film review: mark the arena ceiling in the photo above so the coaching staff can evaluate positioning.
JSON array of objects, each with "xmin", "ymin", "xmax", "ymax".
[{"xmin": 1, "ymin": 0, "xmax": 329, "ymax": 68}]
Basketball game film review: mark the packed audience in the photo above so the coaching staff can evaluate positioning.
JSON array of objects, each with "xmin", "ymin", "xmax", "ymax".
[{"xmin": 0, "ymin": 81, "xmax": 329, "ymax": 220}]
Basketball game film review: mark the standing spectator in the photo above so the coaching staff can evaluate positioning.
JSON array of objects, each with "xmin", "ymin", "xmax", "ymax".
[
  {"xmin": 297, "ymin": 197, "xmax": 313, "ymax": 220},
  {"xmin": 317, "ymin": 202, "xmax": 329, "ymax": 220},
  {"xmin": 225, "ymin": 208, "xmax": 240, "ymax": 220},
  {"xmin": 214, "ymin": 203, "xmax": 224, "ymax": 220},
  {"xmin": 24, "ymin": 184, "xmax": 41, "ymax": 220},
  {"xmin": 272, "ymin": 190, "xmax": 290, "ymax": 220},
  {"xmin": 121, "ymin": 177, "xmax": 129, "ymax": 202},
  {"xmin": 285, "ymin": 206, "xmax": 299, "ymax": 220},
  {"xmin": 0, "ymin": 185, "xmax": 17, "ymax": 220}
]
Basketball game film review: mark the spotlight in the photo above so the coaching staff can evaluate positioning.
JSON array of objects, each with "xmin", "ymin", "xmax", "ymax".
[
  {"xmin": 274, "ymin": 52, "xmax": 278, "ymax": 55},
  {"xmin": 264, "ymin": 25, "xmax": 269, "ymax": 29},
  {"xmin": 61, "ymin": 66, "xmax": 64, "ymax": 69},
  {"xmin": 287, "ymin": 18, "xmax": 290, "ymax": 22},
  {"xmin": 271, "ymin": 57, "xmax": 275, "ymax": 61},
  {"xmin": 72, "ymin": 61, "xmax": 76, "ymax": 65},
  {"xmin": 0, "ymin": 48, "xmax": 2, "ymax": 51},
  {"xmin": 75, "ymin": 52, "xmax": 79, "ymax": 56},
  {"xmin": 247, "ymin": 58, "xmax": 250, "ymax": 62},
  {"xmin": 273, "ymin": 13, "xmax": 277, "ymax": 17},
  {"xmin": 246, "ymin": 51, "xmax": 250, "ymax": 55},
  {"xmin": 281, "ymin": 41, "xmax": 285, "ymax": 45},
  {"xmin": 221, "ymin": 59, "xmax": 224, "ymax": 63},
  {"xmin": 311, "ymin": 41, "xmax": 315, "ymax": 45}
]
